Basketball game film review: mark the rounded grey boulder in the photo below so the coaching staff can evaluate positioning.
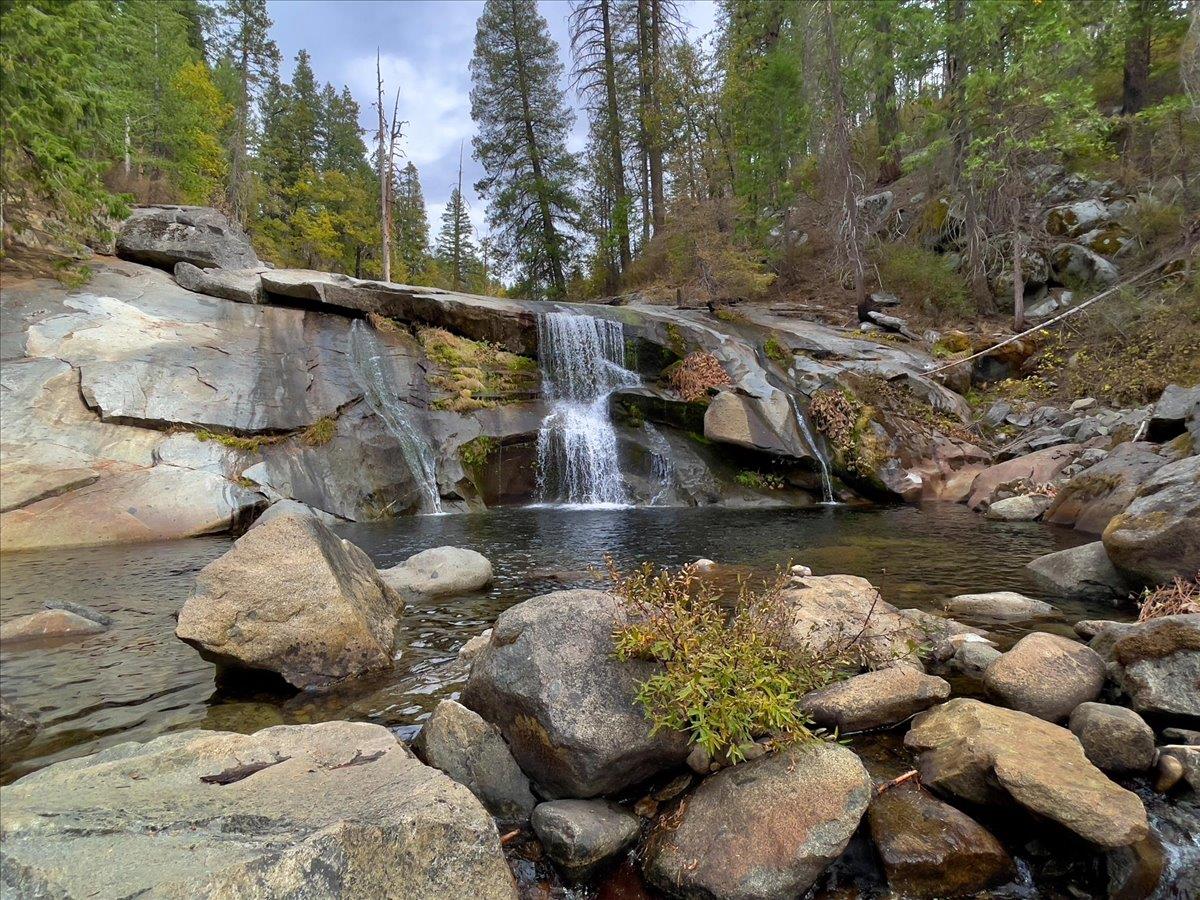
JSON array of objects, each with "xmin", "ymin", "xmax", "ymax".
[
  {"xmin": 531, "ymin": 799, "xmax": 640, "ymax": 881},
  {"xmin": 801, "ymin": 667, "xmax": 950, "ymax": 733},
  {"xmin": 116, "ymin": 205, "xmax": 259, "ymax": 271},
  {"xmin": 380, "ymin": 546, "xmax": 494, "ymax": 598},
  {"xmin": 1069, "ymin": 702, "xmax": 1156, "ymax": 773},
  {"xmin": 984, "ymin": 632, "xmax": 1105, "ymax": 721}
]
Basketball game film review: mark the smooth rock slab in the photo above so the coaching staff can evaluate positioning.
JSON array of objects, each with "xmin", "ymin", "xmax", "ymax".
[
  {"xmin": 0, "ymin": 722, "xmax": 517, "ymax": 899},
  {"xmin": 176, "ymin": 515, "xmax": 403, "ymax": 689},
  {"xmin": 867, "ymin": 782, "xmax": 1014, "ymax": 898},
  {"xmin": 381, "ymin": 546, "xmax": 494, "ymax": 598},
  {"xmin": 461, "ymin": 590, "xmax": 690, "ymax": 798},
  {"xmin": 905, "ymin": 698, "xmax": 1147, "ymax": 848},
  {"xmin": 984, "ymin": 493, "xmax": 1052, "ymax": 521},
  {"xmin": 414, "ymin": 699, "xmax": 535, "ymax": 825},
  {"xmin": 643, "ymin": 742, "xmax": 872, "ymax": 900},
  {"xmin": 1103, "ymin": 455, "xmax": 1200, "ymax": 586},
  {"xmin": 941, "ymin": 591, "xmax": 1056, "ymax": 623},
  {"xmin": 801, "ymin": 668, "xmax": 950, "ymax": 733},
  {"xmin": 173, "ymin": 260, "xmax": 265, "ymax": 303},
  {"xmin": 1026, "ymin": 541, "xmax": 1133, "ymax": 602},
  {"xmin": 531, "ymin": 800, "xmax": 640, "ymax": 882},
  {"xmin": 966, "ymin": 445, "xmax": 1081, "ymax": 510},
  {"xmin": 983, "ymin": 632, "xmax": 1105, "ymax": 721},
  {"xmin": 1069, "ymin": 702, "xmax": 1156, "ymax": 773}
]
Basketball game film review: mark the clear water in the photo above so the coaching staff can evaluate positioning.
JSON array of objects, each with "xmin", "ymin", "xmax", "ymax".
[
  {"xmin": 535, "ymin": 312, "xmax": 638, "ymax": 506},
  {"xmin": 348, "ymin": 320, "xmax": 443, "ymax": 514},
  {"xmin": 0, "ymin": 504, "xmax": 1103, "ymax": 785},
  {"xmin": 643, "ymin": 422, "xmax": 677, "ymax": 505},
  {"xmin": 790, "ymin": 394, "xmax": 837, "ymax": 503}
]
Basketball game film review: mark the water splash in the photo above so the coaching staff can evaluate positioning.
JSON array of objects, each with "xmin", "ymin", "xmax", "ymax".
[
  {"xmin": 789, "ymin": 394, "xmax": 837, "ymax": 504},
  {"xmin": 643, "ymin": 421, "xmax": 677, "ymax": 505},
  {"xmin": 536, "ymin": 312, "xmax": 638, "ymax": 506},
  {"xmin": 349, "ymin": 320, "xmax": 443, "ymax": 514}
]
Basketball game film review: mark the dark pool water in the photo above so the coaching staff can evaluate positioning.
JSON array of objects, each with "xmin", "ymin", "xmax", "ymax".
[{"xmin": 0, "ymin": 504, "xmax": 1105, "ymax": 784}]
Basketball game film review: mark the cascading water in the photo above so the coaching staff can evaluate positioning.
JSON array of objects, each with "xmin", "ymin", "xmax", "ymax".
[
  {"xmin": 535, "ymin": 312, "xmax": 638, "ymax": 506},
  {"xmin": 349, "ymin": 320, "xmax": 443, "ymax": 514},
  {"xmin": 643, "ymin": 422, "xmax": 678, "ymax": 505},
  {"xmin": 789, "ymin": 395, "xmax": 837, "ymax": 504}
]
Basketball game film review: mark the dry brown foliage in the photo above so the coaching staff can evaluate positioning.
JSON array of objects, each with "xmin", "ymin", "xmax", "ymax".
[
  {"xmin": 1138, "ymin": 575, "xmax": 1200, "ymax": 621},
  {"xmin": 669, "ymin": 352, "xmax": 732, "ymax": 402}
]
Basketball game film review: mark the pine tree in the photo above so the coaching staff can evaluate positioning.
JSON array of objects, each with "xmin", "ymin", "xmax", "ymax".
[
  {"xmin": 394, "ymin": 161, "xmax": 430, "ymax": 281},
  {"xmin": 436, "ymin": 186, "xmax": 478, "ymax": 292},
  {"xmin": 470, "ymin": 0, "xmax": 580, "ymax": 299}
]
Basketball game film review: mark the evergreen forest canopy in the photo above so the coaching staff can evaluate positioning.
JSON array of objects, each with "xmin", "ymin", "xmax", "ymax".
[{"xmin": 1, "ymin": 0, "xmax": 1196, "ymax": 305}]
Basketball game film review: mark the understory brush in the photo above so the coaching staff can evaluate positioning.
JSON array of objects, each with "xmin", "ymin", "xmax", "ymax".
[
  {"xmin": 665, "ymin": 351, "xmax": 731, "ymax": 402},
  {"xmin": 1138, "ymin": 575, "xmax": 1200, "ymax": 621}
]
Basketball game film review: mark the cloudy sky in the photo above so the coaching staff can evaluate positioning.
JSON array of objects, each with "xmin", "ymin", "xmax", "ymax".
[{"xmin": 266, "ymin": 0, "xmax": 717, "ymax": 241}]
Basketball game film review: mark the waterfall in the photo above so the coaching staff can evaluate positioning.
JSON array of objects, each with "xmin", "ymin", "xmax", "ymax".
[
  {"xmin": 349, "ymin": 320, "xmax": 443, "ymax": 514},
  {"xmin": 643, "ymin": 422, "xmax": 677, "ymax": 505},
  {"xmin": 536, "ymin": 312, "xmax": 638, "ymax": 506},
  {"xmin": 789, "ymin": 395, "xmax": 837, "ymax": 504}
]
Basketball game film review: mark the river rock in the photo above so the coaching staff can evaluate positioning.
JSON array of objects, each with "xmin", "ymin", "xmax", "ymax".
[
  {"xmin": 897, "ymin": 607, "xmax": 990, "ymax": 661},
  {"xmin": 0, "ymin": 722, "xmax": 517, "ymax": 899},
  {"xmin": 1045, "ymin": 442, "xmax": 1170, "ymax": 534},
  {"xmin": 1103, "ymin": 455, "xmax": 1200, "ymax": 586},
  {"xmin": 984, "ymin": 493, "xmax": 1052, "ymax": 521},
  {"xmin": 866, "ymin": 781, "xmax": 1014, "ymax": 898},
  {"xmin": 116, "ymin": 205, "xmax": 259, "ymax": 270},
  {"xmin": 801, "ymin": 668, "xmax": 950, "ymax": 733},
  {"xmin": 380, "ymin": 546, "xmax": 494, "ymax": 598},
  {"xmin": 966, "ymin": 445, "xmax": 1081, "ymax": 510},
  {"xmin": 173, "ymin": 261, "xmax": 264, "ymax": 303},
  {"xmin": 175, "ymin": 515, "xmax": 403, "ymax": 689},
  {"xmin": 953, "ymin": 640, "xmax": 1003, "ymax": 678},
  {"xmin": 531, "ymin": 800, "xmax": 640, "ymax": 882},
  {"xmin": 1089, "ymin": 614, "xmax": 1200, "ymax": 717},
  {"xmin": 942, "ymin": 591, "xmax": 1056, "ymax": 623},
  {"xmin": 460, "ymin": 590, "xmax": 690, "ymax": 798},
  {"xmin": 1157, "ymin": 746, "xmax": 1200, "ymax": 792},
  {"xmin": 983, "ymin": 632, "xmax": 1105, "ymax": 721},
  {"xmin": 249, "ymin": 498, "xmax": 342, "ymax": 530},
  {"xmin": 1148, "ymin": 383, "xmax": 1200, "ymax": 442},
  {"xmin": 0, "ymin": 698, "xmax": 38, "ymax": 755},
  {"xmin": 413, "ymin": 699, "xmax": 535, "ymax": 825},
  {"xmin": 0, "ymin": 607, "xmax": 108, "ymax": 644},
  {"xmin": 1026, "ymin": 541, "xmax": 1133, "ymax": 602},
  {"xmin": 1068, "ymin": 702, "xmax": 1156, "ymax": 773},
  {"xmin": 905, "ymin": 698, "xmax": 1147, "ymax": 848},
  {"xmin": 778, "ymin": 574, "xmax": 925, "ymax": 670},
  {"xmin": 642, "ymin": 742, "xmax": 872, "ymax": 900}
]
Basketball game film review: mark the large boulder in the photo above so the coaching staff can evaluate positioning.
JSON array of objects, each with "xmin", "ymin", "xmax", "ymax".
[
  {"xmin": 983, "ymin": 632, "xmax": 1105, "ymax": 721},
  {"xmin": 905, "ymin": 699, "xmax": 1147, "ymax": 848},
  {"xmin": 531, "ymin": 800, "xmax": 640, "ymax": 882},
  {"xmin": 1050, "ymin": 243, "xmax": 1119, "ymax": 289},
  {"xmin": 702, "ymin": 389, "xmax": 814, "ymax": 460},
  {"xmin": 0, "ymin": 722, "xmax": 517, "ymax": 899},
  {"xmin": 941, "ymin": 591, "xmax": 1056, "ymax": 623},
  {"xmin": 1103, "ymin": 455, "xmax": 1200, "ymax": 585},
  {"xmin": 173, "ymin": 260, "xmax": 265, "ymax": 303},
  {"xmin": 867, "ymin": 782, "xmax": 1014, "ymax": 898},
  {"xmin": 1045, "ymin": 442, "xmax": 1171, "ymax": 534},
  {"xmin": 1069, "ymin": 703, "xmax": 1156, "ymax": 773},
  {"xmin": 1089, "ymin": 615, "xmax": 1200, "ymax": 717},
  {"xmin": 1026, "ymin": 541, "xmax": 1134, "ymax": 602},
  {"xmin": 380, "ymin": 546, "xmax": 494, "ymax": 598},
  {"xmin": 966, "ymin": 445, "xmax": 1081, "ymax": 510},
  {"xmin": 642, "ymin": 742, "xmax": 872, "ymax": 900},
  {"xmin": 1046, "ymin": 199, "xmax": 1111, "ymax": 237},
  {"xmin": 175, "ymin": 515, "xmax": 403, "ymax": 689},
  {"xmin": 778, "ymin": 574, "xmax": 924, "ymax": 669},
  {"xmin": 0, "ymin": 698, "xmax": 38, "ymax": 755},
  {"xmin": 801, "ymin": 668, "xmax": 949, "ymax": 733},
  {"xmin": 460, "ymin": 590, "xmax": 690, "ymax": 798},
  {"xmin": 116, "ymin": 205, "xmax": 259, "ymax": 270},
  {"xmin": 413, "ymin": 700, "xmax": 535, "ymax": 825},
  {"xmin": 1147, "ymin": 383, "xmax": 1200, "ymax": 442}
]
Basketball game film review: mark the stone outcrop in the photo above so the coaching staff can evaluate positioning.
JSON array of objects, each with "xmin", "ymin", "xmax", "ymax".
[
  {"xmin": 1045, "ymin": 442, "xmax": 1171, "ymax": 534},
  {"xmin": 867, "ymin": 782, "xmax": 1014, "ymax": 898},
  {"xmin": 173, "ymin": 260, "xmax": 265, "ymax": 303},
  {"xmin": 1026, "ymin": 541, "xmax": 1133, "ymax": 602},
  {"xmin": 460, "ymin": 590, "xmax": 690, "ymax": 798},
  {"xmin": 965, "ymin": 445, "xmax": 1080, "ymax": 510},
  {"xmin": 176, "ymin": 515, "xmax": 403, "ymax": 689},
  {"xmin": 1147, "ymin": 383, "xmax": 1199, "ymax": 442},
  {"xmin": 1050, "ymin": 243, "xmax": 1119, "ymax": 288},
  {"xmin": 414, "ymin": 700, "xmax": 535, "ymax": 825},
  {"xmin": 941, "ymin": 591, "xmax": 1056, "ymax": 623},
  {"xmin": 0, "ymin": 722, "xmax": 517, "ymax": 899},
  {"xmin": 380, "ymin": 546, "xmax": 494, "ymax": 598},
  {"xmin": 643, "ymin": 742, "xmax": 872, "ymax": 900},
  {"xmin": 801, "ymin": 667, "xmax": 949, "ymax": 733},
  {"xmin": 1068, "ymin": 702, "xmax": 1156, "ymax": 773},
  {"xmin": 116, "ymin": 205, "xmax": 259, "ymax": 270},
  {"xmin": 905, "ymin": 698, "xmax": 1147, "ymax": 848},
  {"xmin": 1088, "ymin": 615, "xmax": 1200, "ymax": 717},
  {"xmin": 1103, "ymin": 455, "xmax": 1200, "ymax": 586},
  {"xmin": 531, "ymin": 800, "xmax": 640, "ymax": 882},
  {"xmin": 983, "ymin": 632, "xmax": 1105, "ymax": 721}
]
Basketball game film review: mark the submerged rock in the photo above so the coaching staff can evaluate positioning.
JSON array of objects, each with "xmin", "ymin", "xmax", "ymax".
[
  {"xmin": 801, "ymin": 668, "xmax": 949, "ymax": 733},
  {"xmin": 905, "ymin": 698, "xmax": 1147, "ymax": 848},
  {"xmin": 1089, "ymin": 614, "xmax": 1200, "ymax": 717},
  {"xmin": 413, "ymin": 699, "xmax": 535, "ymax": 825},
  {"xmin": 0, "ymin": 698, "xmax": 38, "ymax": 755},
  {"xmin": 984, "ymin": 493, "xmax": 1052, "ymax": 521},
  {"xmin": 175, "ymin": 515, "xmax": 402, "ymax": 689},
  {"xmin": 531, "ymin": 800, "xmax": 640, "ymax": 882},
  {"xmin": 941, "ymin": 591, "xmax": 1056, "ymax": 623},
  {"xmin": 867, "ymin": 781, "xmax": 1014, "ymax": 898},
  {"xmin": 1026, "ymin": 541, "xmax": 1133, "ymax": 602},
  {"xmin": 983, "ymin": 632, "xmax": 1105, "ymax": 721},
  {"xmin": 116, "ymin": 205, "xmax": 259, "ymax": 271},
  {"xmin": 0, "ymin": 722, "xmax": 517, "ymax": 899},
  {"xmin": 642, "ymin": 742, "xmax": 872, "ymax": 900},
  {"xmin": 1068, "ymin": 702, "xmax": 1156, "ymax": 773},
  {"xmin": 460, "ymin": 590, "xmax": 690, "ymax": 798},
  {"xmin": 380, "ymin": 546, "xmax": 494, "ymax": 598},
  {"xmin": 0, "ymin": 605, "xmax": 109, "ymax": 644},
  {"xmin": 1103, "ymin": 455, "xmax": 1200, "ymax": 586}
]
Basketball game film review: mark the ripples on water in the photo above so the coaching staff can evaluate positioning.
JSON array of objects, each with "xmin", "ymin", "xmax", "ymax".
[{"xmin": 0, "ymin": 504, "xmax": 1103, "ymax": 784}]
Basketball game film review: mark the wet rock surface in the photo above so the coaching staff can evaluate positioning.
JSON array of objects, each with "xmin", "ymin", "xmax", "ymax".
[
  {"xmin": 531, "ymin": 799, "xmax": 640, "ymax": 882},
  {"xmin": 0, "ymin": 698, "xmax": 39, "ymax": 755},
  {"xmin": 1068, "ymin": 702, "xmax": 1156, "ymax": 773},
  {"xmin": 941, "ymin": 590, "xmax": 1057, "ymax": 623},
  {"xmin": 801, "ymin": 668, "xmax": 950, "ymax": 733},
  {"xmin": 380, "ymin": 546, "xmax": 494, "ymax": 598},
  {"xmin": 1025, "ymin": 540, "xmax": 1133, "ymax": 602},
  {"xmin": 0, "ymin": 722, "xmax": 517, "ymax": 899}
]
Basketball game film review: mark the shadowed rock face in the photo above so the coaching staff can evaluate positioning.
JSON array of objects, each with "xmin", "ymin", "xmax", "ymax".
[
  {"xmin": 0, "ymin": 722, "xmax": 518, "ymax": 900},
  {"xmin": 1103, "ymin": 455, "xmax": 1200, "ymax": 586},
  {"xmin": 116, "ymin": 205, "xmax": 259, "ymax": 270}
]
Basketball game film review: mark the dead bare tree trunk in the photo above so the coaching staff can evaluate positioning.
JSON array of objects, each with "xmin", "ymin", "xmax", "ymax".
[
  {"xmin": 376, "ymin": 50, "xmax": 391, "ymax": 283},
  {"xmin": 823, "ymin": 0, "xmax": 866, "ymax": 305}
]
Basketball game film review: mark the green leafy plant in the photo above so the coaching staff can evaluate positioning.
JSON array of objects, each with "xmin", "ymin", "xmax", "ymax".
[
  {"xmin": 459, "ymin": 435, "xmax": 496, "ymax": 471},
  {"xmin": 763, "ymin": 335, "xmax": 789, "ymax": 364},
  {"xmin": 735, "ymin": 470, "xmax": 785, "ymax": 490},
  {"xmin": 609, "ymin": 559, "xmax": 854, "ymax": 763},
  {"xmin": 300, "ymin": 416, "xmax": 335, "ymax": 446},
  {"xmin": 873, "ymin": 243, "xmax": 971, "ymax": 321}
]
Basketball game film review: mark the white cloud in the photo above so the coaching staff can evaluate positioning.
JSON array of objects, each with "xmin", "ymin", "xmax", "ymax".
[{"xmin": 344, "ymin": 52, "xmax": 473, "ymax": 169}]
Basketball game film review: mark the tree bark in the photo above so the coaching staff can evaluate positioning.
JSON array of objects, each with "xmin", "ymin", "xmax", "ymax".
[
  {"xmin": 376, "ymin": 51, "xmax": 391, "ymax": 283},
  {"xmin": 824, "ymin": 0, "xmax": 866, "ymax": 306},
  {"xmin": 636, "ymin": 0, "xmax": 653, "ymax": 243},
  {"xmin": 648, "ymin": 0, "xmax": 665, "ymax": 234},
  {"xmin": 600, "ymin": 0, "xmax": 632, "ymax": 275},
  {"xmin": 873, "ymin": 6, "xmax": 902, "ymax": 186},
  {"xmin": 1122, "ymin": 0, "xmax": 1153, "ymax": 117}
]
